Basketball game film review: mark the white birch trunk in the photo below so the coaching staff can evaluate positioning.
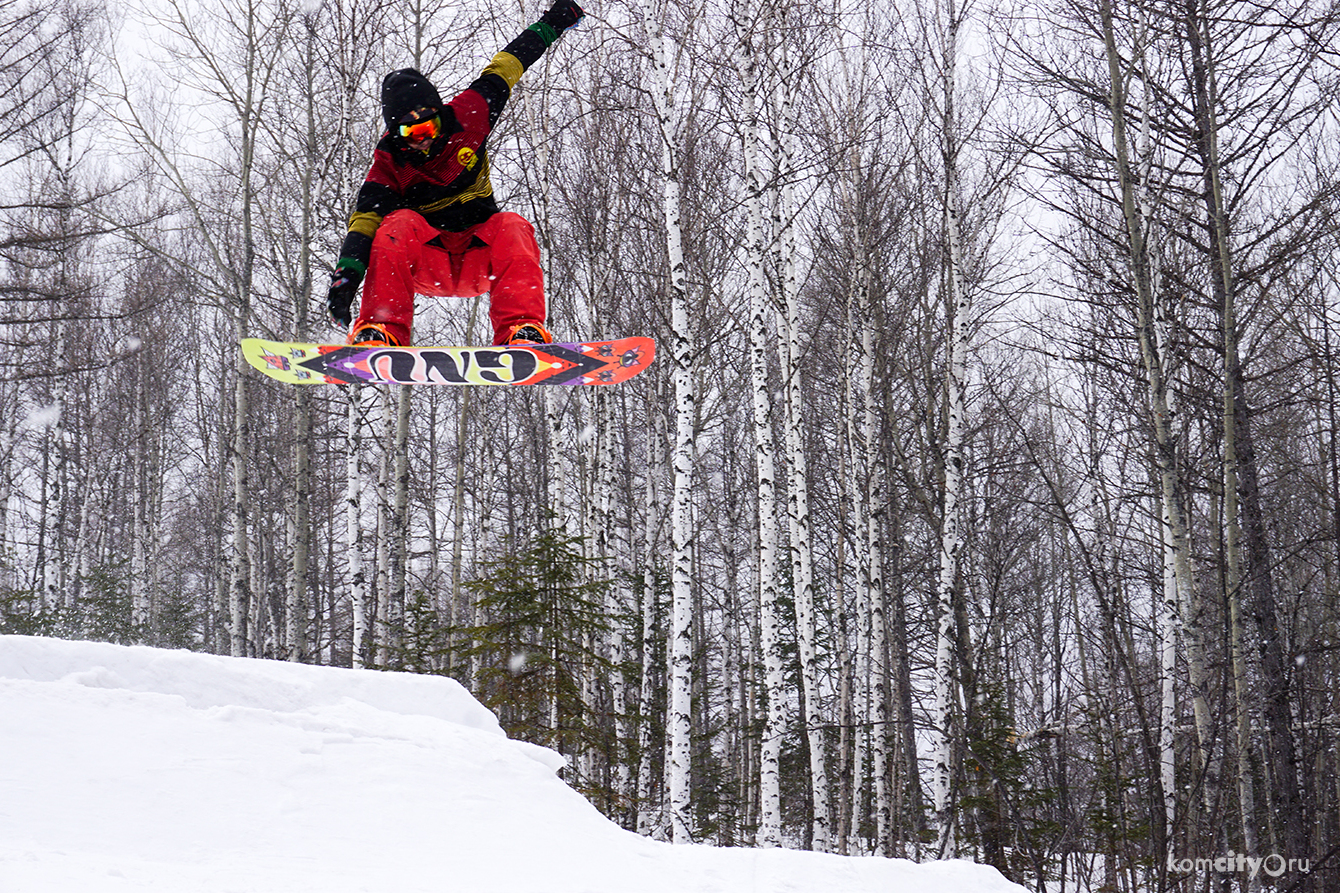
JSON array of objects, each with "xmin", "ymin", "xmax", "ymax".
[
  {"xmin": 288, "ymin": 395, "xmax": 311, "ymax": 662},
  {"xmin": 834, "ymin": 498, "xmax": 852, "ymax": 855},
  {"xmin": 596, "ymin": 389, "xmax": 632, "ymax": 816},
  {"xmin": 229, "ymin": 353, "xmax": 251, "ymax": 658},
  {"xmin": 131, "ymin": 359, "xmax": 151, "ymax": 632},
  {"xmin": 374, "ymin": 389, "xmax": 393, "ymax": 665},
  {"xmin": 931, "ymin": 0, "xmax": 969, "ymax": 853},
  {"xmin": 227, "ymin": 0, "xmax": 267, "ymax": 658},
  {"xmin": 780, "ymin": 265, "xmax": 831, "ymax": 852},
  {"xmin": 643, "ymin": 0, "xmax": 696, "ymax": 843},
  {"xmin": 0, "ymin": 424, "xmax": 13, "ymax": 594},
  {"xmin": 1158, "ymin": 514, "xmax": 1178, "ymax": 845},
  {"xmin": 664, "ymin": 135, "xmax": 696, "ymax": 847},
  {"xmin": 833, "ymin": 36, "xmax": 878, "ymax": 844},
  {"xmin": 733, "ymin": 18, "xmax": 785, "ymax": 844},
  {"xmin": 347, "ymin": 385, "xmax": 369, "ymax": 668},
  {"xmin": 71, "ymin": 460, "xmax": 100, "ymax": 627},
  {"xmin": 846, "ymin": 278, "xmax": 877, "ymax": 853},
  {"xmin": 287, "ymin": 28, "xmax": 320, "ymax": 663},
  {"xmin": 754, "ymin": 391, "xmax": 785, "ymax": 850},
  {"xmin": 636, "ymin": 407, "xmax": 667, "ymax": 837},
  {"xmin": 388, "ymin": 384, "xmax": 413, "ymax": 664},
  {"xmin": 449, "ymin": 389, "xmax": 473, "ymax": 676},
  {"xmin": 868, "ymin": 443, "xmax": 890, "ymax": 854},
  {"xmin": 1129, "ymin": 14, "xmax": 1179, "ymax": 846},
  {"xmin": 770, "ymin": 32, "xmax": 831, "ymax": 852},
  {"xmin": 44, "ymin": 143, "xmax": 75, "ymax": 616},
  {"xmin": 39, "ymin": 356, "xmax": 63, "ymax": 615},
  {"xmin": 930, "ymin": 389, "xmax": 963, "ymax": 861}
]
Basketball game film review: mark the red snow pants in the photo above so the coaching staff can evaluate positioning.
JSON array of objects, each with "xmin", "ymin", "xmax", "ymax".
[{"xmin": 353, "ymin": 209, "xmax": 545, "ymax": 346}]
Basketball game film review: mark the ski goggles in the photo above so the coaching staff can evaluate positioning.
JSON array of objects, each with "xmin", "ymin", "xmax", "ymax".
[{"xmin": 399, "ymin": 115, "xmax": 441, "ymax": 143}]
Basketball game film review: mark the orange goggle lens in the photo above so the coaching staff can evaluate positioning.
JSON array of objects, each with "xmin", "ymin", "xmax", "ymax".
[{"xmin": 400, "ymin": 117, "xmax": 440, "ymax": 142}]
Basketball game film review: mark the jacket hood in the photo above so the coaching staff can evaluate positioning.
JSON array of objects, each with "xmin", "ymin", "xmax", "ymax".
[{"xmin": 381, "ymin": 68, "xmax": 443, "ymax": 130}]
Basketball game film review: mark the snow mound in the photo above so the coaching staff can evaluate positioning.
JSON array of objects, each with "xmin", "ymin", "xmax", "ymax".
[{"xmin": 0, "ymin": 635, "xmax": 1027, "ymax": 893}]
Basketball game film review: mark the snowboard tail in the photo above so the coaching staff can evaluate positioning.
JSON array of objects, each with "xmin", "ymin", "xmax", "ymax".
[{"xmin": 241, "ymin": 337, "xmax": 655, "ymax": 387}]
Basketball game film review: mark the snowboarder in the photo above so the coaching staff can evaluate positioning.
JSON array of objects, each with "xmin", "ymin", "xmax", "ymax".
[{"xmin": 325, "ymin": 0, "xmax": 584, "ymax": 348}]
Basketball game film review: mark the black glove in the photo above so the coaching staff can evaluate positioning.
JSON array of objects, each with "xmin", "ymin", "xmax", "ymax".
[
  {"xmin": 540, "ymin": 0, "xmax": 584, "ymax": 33},
  {"xmin": 326, "ymin": 268, "xmax": 361, "ymax": 331}
]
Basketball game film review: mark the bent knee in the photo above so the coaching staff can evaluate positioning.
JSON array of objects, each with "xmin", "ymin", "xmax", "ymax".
[{"xmin": 480, "ymin": 213, "xmax": 539, "ymax": 259}]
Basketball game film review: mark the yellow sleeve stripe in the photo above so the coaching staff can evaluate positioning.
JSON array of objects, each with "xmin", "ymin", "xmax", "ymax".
[
  {"xmin": 482, "ymin": 52, "xmax": 524, "ymax": 89},
  {"xmin": 348, "ymin": 211, "xmax": 382, "ymax": 238}
]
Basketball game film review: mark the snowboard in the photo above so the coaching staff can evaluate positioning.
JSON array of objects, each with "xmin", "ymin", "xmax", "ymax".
[{"xmin": 240, "ymin": 336, "xmax": 655, "ymax": 387}]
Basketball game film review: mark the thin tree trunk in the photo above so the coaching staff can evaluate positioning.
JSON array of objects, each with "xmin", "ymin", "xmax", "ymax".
[
  {"xmin": 44, "ymin": 146, "xmax": 75, "ymax": 619},
  {"xmin": 640, "ymin": 0, "xmax": 697, "ymax": 842},
  {"xmin": 230, "ymin": 350, "xmax": 251, "ymax": 657},
  {"xmin": 833, "ymin": 47, "xmax": 877, "ymax": 849},
  {"xmin": 845, "ymin": 270, "xmax": 878, "ymax": 853},
  {"xmin": 664, "ymin": 101, "xmax": 696, "ymax": 847},
  {"xmin": 932, "ymin": 0, "xmax": 968, "ymax": 854},
  {"xmin": 449, "ymin": 388, "xmax": 472, "ymax": 674},
  {"xmin": 596, "ymin": 388, "xmax": 632, "ymax": 821},
  {"xmin": 887, "ymin": 513, "xmax": 924, "ymax": 853},
  {"xmin": 131, "ymin": 357, "xmax": 151, "ymax": 633},
  {"xmin": 448, "ymin": 296, "xmax": 483, "ymax": 676},
  {"xmin": 227, "ymin": 0, "xmax": 270, "ymax": 659},
  {"xmin": 347, "ymin": 385, "xmax": 369, "ymax": 668},
  {"xmin": 1227, "ymin": 513, "xmax": 1262, "ymax": 891},
  {"xmin": 286, "ymin": 15, "xmax": 321, "ymax": 664},
  {"xmin": 387, "ymin": 384, "xmax": 412, "ymax": 667},
  {"xmin": 772, "ymin": 32, "xmax": 831, "ymax": 851},
  {"xmin": 374, "ymin": 389, "xmax": 393, "ymax": 665},
  {"xmin": 288, "ymin": 390, "xmax": 311, "ymax": 662},
  {"xmin": 835, "ymin": 465, "xmax": 853, "ymax": 856},
  {"xmin": 636, "ymin": 405, "xmax": 667, "ymax": 837},
  {"xmin": 735, "ymin": 20, "xmax": 784, "ymax": 843},
  {"xmin": 868, "ymin": 438, "xmax": 890, "ymax": 855}
]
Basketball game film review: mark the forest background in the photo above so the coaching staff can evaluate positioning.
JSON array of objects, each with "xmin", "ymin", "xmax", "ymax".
[{"xmin": 3, "ymin": 0, "xmax": 1339, "ymax": 890}]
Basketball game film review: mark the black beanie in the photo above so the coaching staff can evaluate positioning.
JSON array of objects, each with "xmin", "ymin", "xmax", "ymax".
[{"xmin": 381, "ymin": 69, "xmax": 443, "ymax": 130}]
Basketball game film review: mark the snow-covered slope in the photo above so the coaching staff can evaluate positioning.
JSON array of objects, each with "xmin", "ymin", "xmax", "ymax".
[{"xmin": 0, "ymin": 635, "xmax": 1027, "ymax": 893}]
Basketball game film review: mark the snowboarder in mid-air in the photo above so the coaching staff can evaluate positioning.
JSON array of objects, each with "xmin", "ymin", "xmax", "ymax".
[{"xmin": 326, "ymin": 0, "xmax": 584, "ymax": 349}]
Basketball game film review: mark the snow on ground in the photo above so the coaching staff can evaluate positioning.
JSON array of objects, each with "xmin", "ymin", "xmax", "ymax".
[{"xmin": 0, "ymin": 635, "xmax": 1028, "ymax": 893}]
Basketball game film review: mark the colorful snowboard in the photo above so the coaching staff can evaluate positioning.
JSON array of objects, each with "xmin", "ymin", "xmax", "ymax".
[{"xmin": 241, "ymin": 336, "xmax": 655, "ymax": 387}]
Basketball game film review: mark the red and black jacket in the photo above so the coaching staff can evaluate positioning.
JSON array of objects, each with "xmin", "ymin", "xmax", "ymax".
[{"xmin": 334, "ymin": 21, "xmax": 565, "ymax": 278}]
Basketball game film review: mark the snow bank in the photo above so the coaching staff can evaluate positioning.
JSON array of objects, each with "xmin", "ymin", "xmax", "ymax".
[{"xmin": 0, "ymin": 635, "xmax": 1027, "ymax": 893}]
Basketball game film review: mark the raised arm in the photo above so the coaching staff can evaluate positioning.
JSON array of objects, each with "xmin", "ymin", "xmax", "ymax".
[{"xmin": 468, "ymin": 0, "xmax": 586, "ymax": 126}]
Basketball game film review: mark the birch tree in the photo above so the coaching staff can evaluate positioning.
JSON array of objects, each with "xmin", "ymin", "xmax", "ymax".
[
  {"xmin": 641, "ymin": 0, "xmax": 698, "ymax": 843},
  {"xmin": 769, "ymin": 3, "xmax": 832, "ymax": 852},
  {"xmin": 926, "ymin": 0, "xmax": 971, "ymax": 857},
  {"xmin": 346, "ymin": 385, "xmax": 371, "ymax": 666},
  {"xmin": 731, "ymin": 2, "xmax": 785, "ymax": 844}
]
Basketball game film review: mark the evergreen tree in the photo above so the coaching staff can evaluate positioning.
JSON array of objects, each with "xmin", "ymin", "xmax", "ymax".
[{"xmin": 452, "ymin": 527, "xmax": 623, "ymax": 791}]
